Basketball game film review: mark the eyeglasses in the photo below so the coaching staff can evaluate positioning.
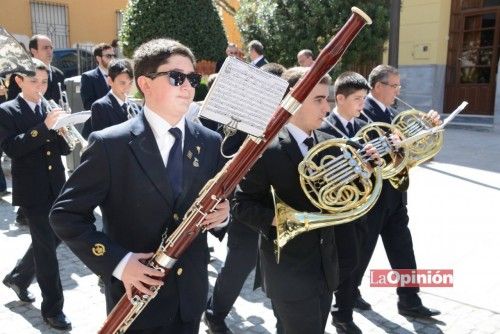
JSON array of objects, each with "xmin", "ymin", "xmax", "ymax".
[
  {"xmin": 380, "ymin": 82, "xmax": 402, "ymax": 89},
  {"xmin": 145, "ymin": 70, "xmax": 202, "ymax": 88},
  {"xmin": 102, "ymin": 54, "xmax": 116, "ymax": 59}
]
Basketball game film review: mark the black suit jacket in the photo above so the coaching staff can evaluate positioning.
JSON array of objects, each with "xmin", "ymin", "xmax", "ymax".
[
  {"xmin": 80, "ymin": 67, "xmax": 109, "ymax": 110},
  {"xmin": 320, "ymin": 113, "xmax": 367, "ymax": 138},
  {"xmin": 254, "ymin": 57, "xmax": 269, "ymax": 68},
  {"xmin": 7, "ymin": 66, "xmax": 65, "ymax": 102},
  {"xmin": 50, "ymin": 113, "xmax": 225, "ymax": 329},
  {"xmin": 361, "ymin": 96, "xmax": 399, "ymax": 124},
  {"xmin": 233, "ymin": 128, "xmax": 339, "ymax": 302},
  {"xmin": 90, "ymin": 92, "xmax": 142, "ymax": 133},
  {"xmin": 319, "ymin": 114, "xmax": 369, "ymax": 277},
  {"xmin": 0, "ymin": 96, "xmax": 70, "ymax": 207}
]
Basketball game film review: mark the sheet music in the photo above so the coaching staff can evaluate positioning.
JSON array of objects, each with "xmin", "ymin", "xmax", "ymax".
[
  {"xmin": 199, "ymin": 57, "xmax": 289, "ymax": 137},
  {"xmin": 51, "ymin": 110, "xmax": 91, "ymax": 130}
]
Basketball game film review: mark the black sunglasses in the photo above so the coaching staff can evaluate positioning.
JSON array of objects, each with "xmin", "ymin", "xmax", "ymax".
[{"xmin": 145, "ymin": 71, "xmax": 202, "ymax": 88}]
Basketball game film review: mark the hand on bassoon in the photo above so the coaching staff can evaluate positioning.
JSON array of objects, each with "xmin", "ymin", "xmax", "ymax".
[
  {"xmin": 200, "ymin": 199, "xmax": 230, "ymax": 230},
  {"xmin": 121, "ymin": 252, "xmax": 165, "ymax": 300}
]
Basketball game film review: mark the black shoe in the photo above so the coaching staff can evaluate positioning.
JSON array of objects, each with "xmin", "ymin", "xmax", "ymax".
[
  {"xmin": 332, "ymin": 318, "xmax": 362, "ymax": 334},
  {"xmin": 203, "ymin": 311, "xmax": 232, "ymax": 334},
  {"xmin": 43, "ymin": 312, "xmax": 72, "ymax": 330},
  {"xmin": 2, "ymin": 274, "xmax": 35, "ymax": 303},
  {"xmin": 353, "ymin": 296, "xmax": 372, "ymax": 311},
  {"xmin": 398, "ymin": 303, "xmax": 441, "ymax": 318}
]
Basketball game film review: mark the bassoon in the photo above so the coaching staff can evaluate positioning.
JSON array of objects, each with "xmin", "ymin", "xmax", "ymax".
[{"xmin": 98, "ymin": 6, "xmax": 372, "ymax": 334}]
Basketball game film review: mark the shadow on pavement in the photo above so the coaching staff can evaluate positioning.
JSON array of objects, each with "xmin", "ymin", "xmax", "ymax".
[
  {"xmin": 357, "ymin": 308, "xmax": 445, "ymax": 333},
  {"xmin": 4, "ymin": 301, "xmax": 70, "ymax": 333}
]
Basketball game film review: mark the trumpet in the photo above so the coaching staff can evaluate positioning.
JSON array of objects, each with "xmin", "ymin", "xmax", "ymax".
[{"xmin": 39, "ymin": 92, "xmax": 88, "ymax": 151}]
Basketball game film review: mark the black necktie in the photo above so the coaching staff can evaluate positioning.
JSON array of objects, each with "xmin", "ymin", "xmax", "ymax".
[
  {"xmin": 384, "ymin": 108, "xmax": 392, "ymax": 120},
  {"xmin": 121, "ymin": 103, "xmax": 128, "ymax": 115},
  {"xmin": 166, "ymin": 127, "xmax": 183, "ymax": 198},
  {"xmin": 34, "ymin": 104, "xmax": 43, "ymax": 118},
  {"xmin": 346, "ymin": 122, "xmax": 355, "ymax": 138},
  {"xmin": 303, "ymin": 137, "xmax": 315, "ymax": 151}
]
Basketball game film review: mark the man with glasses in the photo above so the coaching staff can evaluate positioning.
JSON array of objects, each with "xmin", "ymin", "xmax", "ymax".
[
  {"xmin": 355, "ymin": 64, "xmax": 441, "ymax": 320},
  {"xmin": 50, "ymin": 38, "xmax": 229, "ymax": 333},
  {"xmin": 80, "ymin": 43, "xmax": 115, "ymax": 138}
]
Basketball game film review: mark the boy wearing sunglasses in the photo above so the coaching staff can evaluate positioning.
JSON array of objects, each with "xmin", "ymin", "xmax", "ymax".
[{"xmin": 50, "ymin": 39, "xmax": 230, "ymax": 333}]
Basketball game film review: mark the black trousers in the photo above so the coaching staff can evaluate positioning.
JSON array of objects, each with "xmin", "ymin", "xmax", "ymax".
[
  {"xmin": 332, "ymin": 220, "xmax": 363, "ymax": 322},
  {"xmin": 272, "ymin": 289, "xmax": 332, "ymax": 334},
  {"xmin": 206, "ymin": 220, "xmax": 258, "ymax": 320},
  {"xmin": 355, "ymin": 181, "xmax": 420, "ymax": 303},
  {"xmin": 7, "ymin": 203, "xmax": 64, "ymax": 317}
]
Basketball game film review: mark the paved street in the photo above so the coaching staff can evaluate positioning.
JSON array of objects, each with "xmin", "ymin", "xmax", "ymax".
[{"xmin": 1, "ymin": 126, "xmax": 499, "ymax": 333}]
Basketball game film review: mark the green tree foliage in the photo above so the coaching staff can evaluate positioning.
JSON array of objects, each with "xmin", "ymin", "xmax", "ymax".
[
  {"xmin": 120, "ymin": 0, "xmax": 228, "ymax": 61},
  {"xmin": 236, "ymin": 0, "xmax": 390, "ymax": 72}
]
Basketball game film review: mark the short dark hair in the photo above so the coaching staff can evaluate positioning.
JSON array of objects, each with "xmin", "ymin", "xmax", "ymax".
[
  {"xmin": 108, "ymin": 58, "xmax": 133, "ymax": 81},
  {"xmin": 282, "ymin": 67, "xmax": 331, "ymax": 88},
  {"xmin": 248, "ymin": 40, "xmax": 264, "ymax": 55},
  {"xmin": 261, "ymin": 63, "xmax": 286, "ymax": 77},
  {"xmin": 368, "ymin": 64, "xmax": 399, "ymax": 88},
  {"xmin": 93, "ymin": 43, "xmax": 113, "ymax": 58},
  {"xmin": 17, "ymin": 58, "xmax": 48, "ymax": 77},
  {"xmin": 133, "ymin": 38, "xmax": 196, "ymax": 95},
  {"xmin": 282, "ymin": 67, "xmax": 331, "ymax": 95},
  {"xmin": 333, "ymin": 71, "xmax": 370, "ymax": 99},
  {"xmin": 28, "ymin": 34, "xmax": 49, "ymax": 53}
]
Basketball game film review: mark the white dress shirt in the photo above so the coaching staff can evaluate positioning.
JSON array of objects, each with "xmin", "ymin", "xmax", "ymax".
[
  {"xmin": 113, "ymin": 106, "xmax": 227, "ymax": 280},
  {"xmin": 332, "ymin": 107, "xmax": 355, "ymax": 136},
  {"xmin": 285, "ymin": 123, "xmax": 314, "ymax": 157}
]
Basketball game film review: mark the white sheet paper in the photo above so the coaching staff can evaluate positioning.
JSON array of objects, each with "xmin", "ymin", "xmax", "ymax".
[
  {"xmin": 198, "ymin": 57, "xmax": 289, "ymax": 137},
  {"xmin": 51, "ymin": 110, "xmax": 91, "ymax": 130}
]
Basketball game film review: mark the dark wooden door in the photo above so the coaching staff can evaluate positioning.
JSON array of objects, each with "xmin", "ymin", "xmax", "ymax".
[{"xmin": 444, "ymin": 4, "xmax": 500, "ymax": 115}]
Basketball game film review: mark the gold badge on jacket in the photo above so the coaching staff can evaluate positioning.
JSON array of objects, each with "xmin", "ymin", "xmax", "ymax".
[
  {"xmin": 30, "ymin": 130, "xmax": 38, "ymax": 137},
  {"xmin": 92, "ymin": 243, "xmax": 106, "ymax": 256}
]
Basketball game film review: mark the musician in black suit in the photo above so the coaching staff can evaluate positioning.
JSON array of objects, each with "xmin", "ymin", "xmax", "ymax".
[
  {"xmin": 233, "ymin": 67, "xmax": 340, "ymax": 334},
  {"xmin": 356, "ymin": 64, "xmax": 441, "ymax": 318},
  {"xmin": 89, "ymin": 58, "xmax": 140, "ymax": 133},
  {"xmin": 7, "ymin": 35, "xmax": 65, "ymax": 103},
  {"xmin": 0, "ymin": 59, "xmax": 72, "ymax": 330},
  {"xmin": 247, "ymin": 40, "xmax": 269, "ymax": 68},
  {"xmin": 203, "ymin": 63, "xmax": 286, "ymax": 334},
  {"xmin": 50, "ymin": 39, "xmax": 230, "ymax": 334},
  {"xmin": 80, "ymin": 43, "xmax": 114, "ymax": 138},
  {"xmin": 320, "ymin": 72, "xmax": 372, "ymax": 334}
]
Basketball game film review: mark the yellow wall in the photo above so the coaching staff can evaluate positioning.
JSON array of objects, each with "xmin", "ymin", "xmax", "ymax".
[
  {"xmin": 220, "ymin": 0, "xmax": 243, "ymax": 47},
  {"xmin": 395, "ymin": 0, "xmax": 452, "ymax": 66},
  {"xmin": 0, "ymin": 0, "xmax": 242, "ymax": 49},
  {"xmin": 0, "ymin": 0, "xmax": 127, "ymax": 46}
]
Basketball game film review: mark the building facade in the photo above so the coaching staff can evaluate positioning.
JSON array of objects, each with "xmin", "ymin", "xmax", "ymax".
[{"xmin": 397, "ymin": 0, "xmax": 500, "ymax": 126}]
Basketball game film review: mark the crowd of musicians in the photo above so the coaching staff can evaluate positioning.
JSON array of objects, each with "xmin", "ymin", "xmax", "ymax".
[{"xmin": 0, "ymin": 33, "xmax": 442, "ymax": 334}]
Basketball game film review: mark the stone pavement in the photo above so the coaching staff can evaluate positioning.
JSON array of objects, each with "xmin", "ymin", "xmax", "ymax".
[{"xmin": 1, "ymin": 126, "xmax": 499, "ymax": 333}]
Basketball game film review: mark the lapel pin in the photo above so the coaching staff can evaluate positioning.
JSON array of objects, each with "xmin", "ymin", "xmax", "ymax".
[
  {"xmin": 187, "ymin": 150, "xmax": 193, "ymax": 159},
  {"xmin": 193, "ymin": 157, "xmax": 199, "ymax": 167},
  {"xmin": 196, "ymin": 146, "xmax": 201, "ymax": 154}
]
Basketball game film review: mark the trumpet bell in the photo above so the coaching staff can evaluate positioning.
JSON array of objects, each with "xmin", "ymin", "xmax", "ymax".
[{"xmin": 392, "ymin": 109, "xmax": 443, "ymax": 168}]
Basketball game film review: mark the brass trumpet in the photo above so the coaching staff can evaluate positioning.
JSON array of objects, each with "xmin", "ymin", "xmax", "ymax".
[{"xmin": 39, "ymin": 93, "xmax": 88, "ymax": 151}]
